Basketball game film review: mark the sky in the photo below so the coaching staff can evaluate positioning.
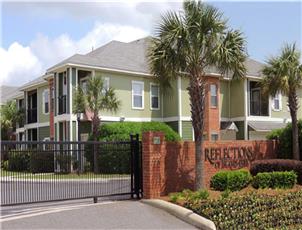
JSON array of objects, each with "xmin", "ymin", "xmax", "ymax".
[{"xmin": 0, "ymin": 0, "xmax": 301, "ymax": 86}]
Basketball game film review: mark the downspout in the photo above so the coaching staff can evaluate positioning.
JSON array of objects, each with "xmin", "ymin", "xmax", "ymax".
[{"xmin": 177, "ymin": 76, "xmax": 182, "ymax": 137}]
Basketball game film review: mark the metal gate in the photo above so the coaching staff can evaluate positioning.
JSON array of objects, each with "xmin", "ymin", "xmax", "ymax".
[{"xmin": 0, "ymin": 135, "xmax": 142, "ymax": 206}]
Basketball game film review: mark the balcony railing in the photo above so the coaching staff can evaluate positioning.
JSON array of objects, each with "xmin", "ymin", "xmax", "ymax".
[
  {"xmin": 58, "ymin": 95, "xmax": 67, "ymax": 115},
  {"xmin": 27, "ymin": 108, "xmax": 37, "ymax": 124}
]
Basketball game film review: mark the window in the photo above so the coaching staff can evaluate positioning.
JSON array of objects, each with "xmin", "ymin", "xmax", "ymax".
[
  {"xmin": 132, "ymin": 81, "xmax": 144, "ymax": 109},
  {"xmin": 150, "ymin": 84, "xmax": 159, "ymax": 110},
  {"xmin": 63, "ymin": 73, "xmax": 67, "ymax": 95},
  {"xmin": 102, "ymin": 77, "xmax": 110, "ymax": 94},
  {"xmin": 272, "ymin": 93, "xmax": 282, "ymax": 111},
  {"xmin": 210, "ymin": 84, "xmax": 217, "ymax": 107},
  {"xmin": 81, "ymin": 80, "xmax": 87, "ymax": 93},
  {"xmin": 43, "ymin": 89, "xmax": 49, "ymax": 114},
  {"xmin": 211, "ymin": 133, "xmax": 219, "ymax": 141}
]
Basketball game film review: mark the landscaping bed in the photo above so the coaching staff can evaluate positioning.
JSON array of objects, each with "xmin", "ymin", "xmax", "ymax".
[{"xmin": 167, "ymin": 166, "xmax": 302, "ymax": 229}]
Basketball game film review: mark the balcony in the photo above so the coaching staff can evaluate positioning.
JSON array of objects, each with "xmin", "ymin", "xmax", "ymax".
[
  {"xmin": 27, "ymin": 108, "xmax": 37, "ymax": 124},
  {"xmin": 58, "ymin": 95, "xmax": 67, "ymax": 115}
]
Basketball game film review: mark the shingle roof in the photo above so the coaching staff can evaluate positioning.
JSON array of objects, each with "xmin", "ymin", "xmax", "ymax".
[
  {"xmin": 19, "ymin": 75, "xmax": 48, "ymax": 90},
  {"xmin": 248, "ymin": 121, "xmax": 287, "ymax": 131},
  {"xmin": 47, "ymin": 36, "xmax": 264, "ymax": 77},
  {"xmin": 0, "ymin": 85, "xmax": 23, "ymax": 105}
]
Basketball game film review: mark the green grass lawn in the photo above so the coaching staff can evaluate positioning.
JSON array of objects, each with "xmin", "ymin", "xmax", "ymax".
[{"xmin": 0, "ymin": 169, "xmax": 130, "ymax": 179}]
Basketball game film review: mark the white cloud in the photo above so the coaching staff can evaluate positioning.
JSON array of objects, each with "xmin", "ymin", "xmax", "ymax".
[
  {"xmin": 0, "ymin": 42, "xmax": 43, "ymax": 86},
  {"xmin": 0, "ymin": 23, "xmax": 149, "ymax": 86}
]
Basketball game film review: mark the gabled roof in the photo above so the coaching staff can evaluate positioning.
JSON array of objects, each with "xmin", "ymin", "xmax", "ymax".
[
  {"xmin": 0, "ymin": 85, "xmax": 23, "ymax": 105},
  {"xmin": 47, "ymin": 37, "xmax": 152, "ymax": 74},
  {"xmin": 47, "ymin": 36, "xmax": 264, "ymax": 77},
  {"xmin": 19, "ymin": 75, "xmax": 48, "ymax": 91}
]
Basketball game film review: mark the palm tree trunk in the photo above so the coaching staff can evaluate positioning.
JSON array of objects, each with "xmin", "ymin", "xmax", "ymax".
[
  {"xmin": 288, "ymin": 90, "xmax": 300, "ymax": 161},
  {"xmin": 92, "ymin": 113, "xmax": 100, "ymax": 174},
  {"xmin": 188, "ymin": 71, "xmax": 206, "ymax": 190}
]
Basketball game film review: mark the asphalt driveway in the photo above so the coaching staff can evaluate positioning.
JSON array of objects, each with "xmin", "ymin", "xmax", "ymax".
[{"xmin": 1, "ymin": 199, "xmax": 197, "ymax": 229}]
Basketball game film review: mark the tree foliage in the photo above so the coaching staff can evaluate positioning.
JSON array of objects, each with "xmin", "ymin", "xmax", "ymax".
[{"xmin": 148, "ymin": 0, "xmax": 247, "ymax": 188}]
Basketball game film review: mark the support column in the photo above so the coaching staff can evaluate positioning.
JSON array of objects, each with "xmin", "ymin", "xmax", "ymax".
[{"xmin": 142, "ymin": 131, "xmax": 165, "ymax": 199}]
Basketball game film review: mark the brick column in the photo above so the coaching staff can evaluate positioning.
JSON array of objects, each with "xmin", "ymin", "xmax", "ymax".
[{"xmin": 142, "ymin": 131, "xmax": 165, "ymax": 199}]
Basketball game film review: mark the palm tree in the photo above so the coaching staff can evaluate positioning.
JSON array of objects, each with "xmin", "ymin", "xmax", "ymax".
[
  {"xmin": 148, "ymin": 0, "xmax": 247, "ymax": 189},
  {"xmin": 261, "ymin": 43, "xmax": 302, "ymax": 161},
  {"xmin": 73, "ymin": 75, "xmax": 120, "ymax": 173},
  {"xmin": 0, "ymin": 100, "xmax": 24, "ymax": 140}
]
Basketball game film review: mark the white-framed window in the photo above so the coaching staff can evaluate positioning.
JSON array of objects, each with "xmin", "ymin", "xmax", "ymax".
[
  {"xmin": 132, "ymin": 81, "xmax": 144, "ymax": 109},
  {"xmin": 43, "ymin": 89, "xmax": 49, "ymax": 114},
  {"xmin": 272, "ymin": 92, "xmax": 282, "ymax": 111},
  {"xmin": 211, "ymin": 132, "xmax": 219, "ymax": 141},
  {"xmin": 63, "ymin": 73, "xmax": 67, "ymax": 95},
  {"xmin": 210, "ymin": 84, "xmax": 218, "ymax": 107},
  {"xmin": 150, "ymin": 83, "xmax": 160, "ymax": 110},
  {"xmin": 102, "ymin": 77, "xmax": 110, "ymax": 94}
]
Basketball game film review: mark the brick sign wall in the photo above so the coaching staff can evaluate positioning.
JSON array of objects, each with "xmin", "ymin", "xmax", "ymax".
[{"xmin": 142, "ymin": 132, "xmax": 277, "ymax": 198}]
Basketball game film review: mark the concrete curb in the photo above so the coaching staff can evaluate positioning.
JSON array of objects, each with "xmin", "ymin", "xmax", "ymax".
[{"xmin": 141, "ymin": 199, "xmax": 216, "ymax": 230}]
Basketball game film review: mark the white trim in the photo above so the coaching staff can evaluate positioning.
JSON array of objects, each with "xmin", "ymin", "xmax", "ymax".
[
  {"xmin": 54, "ymin": 114, "xmax": 73, "ymax": 122},
  {"xmin": 131, "ymin": 80, "xmax": 144, "ymax": 110},
  {"xmin": 69, "ymin": 68, "xmax": 73, "ymax": 142},
  {"xmin": 244, "ymin": 78, "xmax": 248, "ymax": 140},
  {"xmin": 24, "ymin": 122, "xmax": 50, "ymax": 129},
  {"xmin": 42, "ymin": 89, "xmax": 50, "ymax": 115},
  {"xmin": 19, "ymin": 81, "xmax": 48, "ymax": 91},
  {"xmin": 221, "ymin": 116, "xmax": 291, "ymax": 123},
  {"xmin": 16, "ymin": 128, "xmax": 25, "ymax": 133},
  {"xmin": 272, "ymin": 92, "xmax": 282, "ymax": 111},
  {"xmin": 48, "ymin": 63, "xmax": 152, "ymax": 77},
  {"xmin": 177, "ymin": 76, "xmax": 182, "ymax": 137},
  {"xmin": 150, "ymin": 83, "xmax": 160, "ymax": 110},
  {"xmin": 247, "ymin": 116, "xmax": 291, "ymax": 122}
]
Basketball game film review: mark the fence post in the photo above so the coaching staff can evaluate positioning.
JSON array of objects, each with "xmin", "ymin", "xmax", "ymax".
[
  {"xmin": 130, "ymin": 134, "xmax": 134, "ymax": 198},
  {"xmin": 142, "ymin": 132, "xmax": 165, "ymax": 199}
]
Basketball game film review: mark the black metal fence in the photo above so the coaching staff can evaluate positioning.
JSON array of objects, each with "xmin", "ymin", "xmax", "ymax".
[{"xmin": 0, "ymin": 135, "xmax": 142, "ymax": 206}]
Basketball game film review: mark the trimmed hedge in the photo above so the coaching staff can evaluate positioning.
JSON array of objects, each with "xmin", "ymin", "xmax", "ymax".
[
  {"xmin": 99, "ymin": 122, "xmax": 181, "ymax": 142},
  {"xmin": 7, "ymin": 151, "xmax": 31, "ymax": 172},
  {"xmin": 185, "ymin": 191, "xmax": 302, "ymax": 230},
  {"xmin": 210, "ymin": 170, "xmax": 252, "ymax": 191},
  {"xmin": 252, "ymin": 171, "xmax": 297, "ymax": 189},
  {"xmin": 7, "ymin": 150, "xmax": 54, "ymax": 173},
  {"xmin": 267, "ymin": 120, "xmax": 302, "ymax": 159},
  {"xmin": 250, "ymin": 159, "xmax": 302, "ymax": 184}
]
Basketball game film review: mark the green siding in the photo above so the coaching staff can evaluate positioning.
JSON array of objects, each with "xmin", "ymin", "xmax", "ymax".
[
  {"xmin": 38, "ymin": 126, "xmax": 50, "ymax": 140},
  {"xmin": 72, "ymin": 121, "xmax": 76, "ymax": 141},
  {"xmin": 163, "ymin": 80, "xmax": 178, "ymax": 118},
  {"xmin": 37, "ymin": 85, "xmax": 50, "ymax": 123},
  {"xmin": 234, "ymin": 121, "xmax": 245, "ymax": 140},
  {"xmin": 165, "ymin": 121, "xmax": 178, "ymax": 134},
  {"xmin": 181, "ymin": 77, "xmax": 190, "ymax": 117},
  {"xmin": 230, "ymin": 80, "xmax": 245, "ymax": 118},
  {"xmin": 220, "ymin": 80, "xmax": 230, "ymax": 118},
  {"xmin": 182, "ymin": 121, "xmax": 193, "ymax": 140}
]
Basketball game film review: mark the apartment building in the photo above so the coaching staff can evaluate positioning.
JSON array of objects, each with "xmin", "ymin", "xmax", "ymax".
[{"xmin": 6, "ymin": 37, "xmax": 302, "ymax": 142}]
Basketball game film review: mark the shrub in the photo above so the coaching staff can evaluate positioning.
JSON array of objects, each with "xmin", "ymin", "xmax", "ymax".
[
  {"xmin": 267, "ymin": 120, "xmax": 302, "ymax": 159},
  {"xmin": 7, "ymin": 150, "xmax": 31, "ymax": 172},
  {"xmin": 169, "ymin": 192, "xmax": 183, "ymax": 203},
  {"xmin": 30, "ymin": 151, "xmax": 54, "ymax": 173},
  {"xmin": 55, "ymin": 154, "xmax": 72, "ymax": 174},
  {"xmin": 220, "ymin": 189, "xmax": 231, "ymax": 199},
  {"xmin": 210, "ymin": 169, "xmax": 252, "ymax": 191},
  {"xmin": 99, "ymin": 121, "xmax": 181, "ymax": 142},
  {"xmin": 185, "ymin": 191, "xmax": 302, "ymax": 230},
  {"xmin": 252, "ymin": 171, "xmax": 297, "ymax": 189},
  {"xmin": 250, "ymin": 159, "xmax": 302, "ymax": 184},
  {"xmin": 84, "ymin": 143, "xmax": 131, "ymax": 174},
  {"xmin": 2, "ymin": 160, "xmax": 8, "ymax": 171}
]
